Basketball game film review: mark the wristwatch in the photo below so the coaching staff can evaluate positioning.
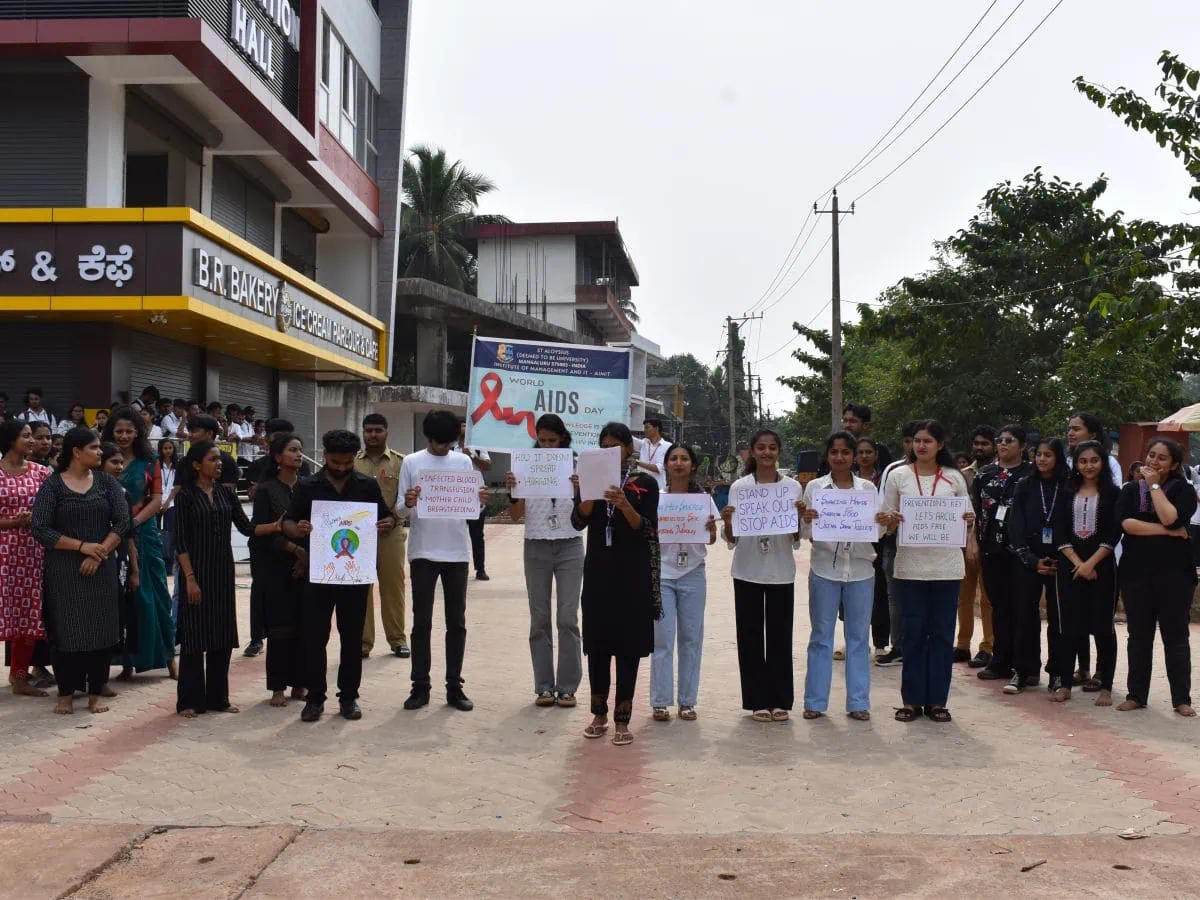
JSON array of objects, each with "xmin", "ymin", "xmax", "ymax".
[{"xmin": 1150, "ymin": 483, "xmax": 1162, "ymax": 491}]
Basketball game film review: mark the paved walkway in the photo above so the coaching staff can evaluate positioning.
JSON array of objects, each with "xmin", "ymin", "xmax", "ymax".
[{"xmin": 4, "ymin": 524, "xmax": 1200, "ymax": 896}]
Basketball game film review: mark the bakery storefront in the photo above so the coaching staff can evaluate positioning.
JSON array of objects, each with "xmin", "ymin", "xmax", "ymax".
[{"xmin": 0, "ymin": 208, "xmax": 386, "ymax": 448}]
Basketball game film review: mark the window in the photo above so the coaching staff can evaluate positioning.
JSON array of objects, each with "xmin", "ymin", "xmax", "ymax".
[
  {"xmin": 319, "ymin": 16, "xmax": 331, "ymax": 124},
  {"xmin": 318, "ymin": 14, "xmax": 377, "ymax": 177},
  {"xmin": 325, "ymin": 21, "xmax": 342, "ymax": 130}
]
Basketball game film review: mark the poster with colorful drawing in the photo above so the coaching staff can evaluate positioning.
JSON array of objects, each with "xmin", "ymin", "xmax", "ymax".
[
  {"xmin": 309, "ymin": 500, "xmax": 378, "ymax": 586},
  {"xmin": 465, "ymin": 336, "xmax": 632, "ymax": 452}
]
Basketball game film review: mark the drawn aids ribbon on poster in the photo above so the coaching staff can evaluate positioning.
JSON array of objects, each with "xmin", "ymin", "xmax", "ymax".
[
  {"xmin": 470, "ymin": 372, "xmax": 537, "ymax": 439},
  {"xmin": 332, "ymin": 528, "xmax": 358, "ymax": 559}
]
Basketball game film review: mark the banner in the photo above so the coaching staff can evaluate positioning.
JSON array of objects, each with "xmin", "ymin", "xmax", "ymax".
[
  {"xmin": 511, "ymin": 448, "xmax": 574, "ymax": 499},
  {"xmin": 658, "ymin": 493, "xmax": 714, "ymax": 543},
  {"xmin": 309, "ymin": 500, "xmax": 378, "ymax": 585},
  {"xmin": 730, "ymin": 479, "xmax": 801, "ymax": 537},
  {"xmin": 416, "ymin": 469, "xmax": 482, "ymax": 519},
  {"xmin": 466, "ymin": 336, "xmax": 631, "ymax": 451},
  {"xmin": 808, "ymin": 488, "xmax": 879, "ymax": 544},
  {"xmin": 898, "ymin": 495, "xmax": 970, "ymax": 548}
]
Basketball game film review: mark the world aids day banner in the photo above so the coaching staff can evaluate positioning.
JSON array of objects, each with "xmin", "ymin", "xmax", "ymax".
[{"xmin": 466, "ymin": 336, "xmax": 632, "ymax": 451}]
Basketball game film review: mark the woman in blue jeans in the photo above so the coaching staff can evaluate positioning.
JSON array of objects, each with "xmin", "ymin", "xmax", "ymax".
[
  {"xmin": 651, "ymin": 444, "xmax": 718, "ymax": 722},
  {"xmin": 880, "ymin": 420, "xmax": 977, "ymax": 723},
  {"xmin": 800, "ymin": 431, "xmax": 878, "ymax": 721}
]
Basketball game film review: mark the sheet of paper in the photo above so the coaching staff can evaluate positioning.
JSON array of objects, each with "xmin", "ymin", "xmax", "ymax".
[
  {"xmin": 576, "ymin": 446, "xmax": 622, "ymax": 503},
  {"xmin": 416, "ymin": 468, "xmax": 482, "ymax": 519},
  {"xmin": 658, "ymin": 493, "xmax": 714, "ymax": 544},
  {"xmin": 309, "ymin": 500, "xmax": 378, "ymax": 586},
  {"xmin": 730, "ymin": 479, "xmax": 800, "ymax": 537},
  {"xmin": 809, "ymin": 488, "xmax": 880, "ymax": 544},
  {"xmin": 510, "ymin": 448, "xmax": 574, "ymax": 499},
  {"xmin": 898, "ymin": 495, "xmax": 970, "ymax": 547}
]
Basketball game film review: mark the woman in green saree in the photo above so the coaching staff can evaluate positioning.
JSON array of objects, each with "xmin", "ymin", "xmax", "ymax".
[{"xmin": 103, "ymin": 407, "xmax": 176, "ymax": 680}]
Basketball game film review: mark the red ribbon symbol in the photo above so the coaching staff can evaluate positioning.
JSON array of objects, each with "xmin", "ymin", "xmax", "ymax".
[
  {"xmin": 334, "ymin": 536, "xmax": 355, "ymax": 559},
  {"xmin": 470, "ymin": 372, "xmax": 536, "ymax": 439}
]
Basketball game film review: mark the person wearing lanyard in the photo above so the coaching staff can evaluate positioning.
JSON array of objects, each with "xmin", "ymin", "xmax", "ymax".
[
  {"xmin": 799, "ymin": 431, "xmax": 878, "ymax": 721},
  {"xmin": 505, "ymin": 414, "xmax": 584, "ymax": 709},
  {"xmin": 973, "ymin": 425, "xmax": 1034, "ymax": 690},
  {"xmin": 650, "ymin": 443, "xmax": 718, "ymax": 723},
  {"xmin": 855, "ymin": 437, "xmax": 891, "ymax": 657},
  {"xmin": 1052, "ymin": 440, "xmax": 1121, "ymax": 707},
  {"xmin": 720, "ymin": 428, "xmax": 805, "ymax": 723},
  {"xmin": 571, "ymin": 422, "xmax": 660, "ymax": 746},
  {"xmin": 879, "ymin": 420, "xmax": 976, "ymax": 723},
  {"xmin": 1008, "ymin": 438, "xmax": 1070, "ymax": 697}
]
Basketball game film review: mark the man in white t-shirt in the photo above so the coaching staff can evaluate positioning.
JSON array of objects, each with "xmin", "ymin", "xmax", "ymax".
[
  {"xmin": 636, "ymin": 417, "xmax": 669, "ymax": 490},
  {"xmin": 456, "ymin": 417, "xmax": 492, "ymax": 581},
  {"xmin": 400, "ymin": 410, "xmax": 488, "ymax": 712}
]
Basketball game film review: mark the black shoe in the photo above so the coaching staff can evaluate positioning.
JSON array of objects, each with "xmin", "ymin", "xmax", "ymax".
[
  {"xmin": 977, "ymin": 667, "xmax": 1008, "ymax": 681},
  {"xmin": 300, "ymin": 701, "xmax": 324, "ymax": 722},
  {"xmin": 393, "ymin": 643, "xmax": 411, "ymax": 659},
  {"xmin": 874, "ymin": 649, "xmax": 903, "ymax": 667},
  {"xmin": 243, "ymin": 640, "xmax": 263, "ymax": 658},
  {"xmin": 952, "ymin": 648, "xmax": 971, "ymax": 664},
  {"xmin": 1002, "ymin": 673, "xmax": 1024, "ymax": 695},
  {"xmin": 404, "ymin": 690, "xmax": 430, "ymax": 710},
  {"xmin": 968, "ymin": 651, "xmax": 992, "ymax": 669},
  {"xmin": 447, "ymin": 690, "xmax": 474, "ymax": 711},
  {"xmin": 340, "ymin": 700, "xmax": 362, "ymax": 720},
  {"xmin": 475, "ymin": 571, "xmax": 490, "ymax": 582},
  {"xmin": 1023, "ymin": 674, "xmax": 1041, "ymax": 687}
]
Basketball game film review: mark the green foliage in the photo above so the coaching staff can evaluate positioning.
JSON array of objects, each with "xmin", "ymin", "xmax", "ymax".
[
  {"xmin": 649, "ymin": 344, "xmax": 755, "ymax": 461},
  {"xmin": 397, "ymin": 145, "xmax": 509, "ymax": 292}
]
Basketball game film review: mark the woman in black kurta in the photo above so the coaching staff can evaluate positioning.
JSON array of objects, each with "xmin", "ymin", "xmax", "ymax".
[
  {"xmin": 571, "ymin": 422, "xmax": 660, "ymax": 746},
  {"xmin": 174, "ymin": 441, "xmax": 282, "ymax": 716},
  {"xmin": 31, "ymin": 427, "xmax": 130, "ymax": 714},
  {"xmin": 250, "ymin": 433, "xmax": 308, "ymax": 706}
]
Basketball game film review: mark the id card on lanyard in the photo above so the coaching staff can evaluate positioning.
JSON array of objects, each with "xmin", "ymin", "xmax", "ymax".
[
  {"xmin": 1039, "ymin": 481, "xmax": 1058, "ymax": 546},
  {"xmin": 606, "ymin": 474, "xmax": 633, "ymax": 548}
]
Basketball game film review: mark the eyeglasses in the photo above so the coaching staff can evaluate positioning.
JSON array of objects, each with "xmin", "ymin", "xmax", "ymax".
[{"xmin": 996, "ymin": 437, "xmax": 1019, "ymax": 444}]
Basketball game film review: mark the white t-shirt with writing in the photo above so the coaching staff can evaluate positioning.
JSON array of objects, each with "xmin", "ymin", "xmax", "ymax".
[
  {"xmin": 661, "ymin": 493, "xmax": 721, "ymax": 580},
  {"xmin": 399, "ymin": 449, "xmax": 475, "ymax": 563}
]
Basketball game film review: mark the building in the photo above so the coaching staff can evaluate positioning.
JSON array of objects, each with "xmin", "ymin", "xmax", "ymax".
[
  {"xmin": 0, "ymin": 1, "xmax": 411, "ymax": 449},
  {"xmin": 609, "ymin": 334, "xmax": 665, "ymax": 429}
]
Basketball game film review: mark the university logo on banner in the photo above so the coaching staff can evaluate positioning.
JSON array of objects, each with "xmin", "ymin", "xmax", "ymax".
[{"xmin": 466, "ymin": 337, "xmax": 632, "ymax": 451}]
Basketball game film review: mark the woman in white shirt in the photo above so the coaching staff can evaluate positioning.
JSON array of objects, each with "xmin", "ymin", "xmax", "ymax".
[
  {"xmin": 719, "ymin": 428, "xmax": 804, "ymax": 723},
  {"xmin": 880, "ymin": 420, "xmax": 977, "ymax": 723},
  {"xmin": 800, "ymin": 431, "xmax": 878, "ymax": 721},
  {"xmin": 651, "ymin": 443, "xmax": 719, "ymax": 722},
  {"xmin": 505, "ymin": 414, "xmax": 584, "ymax": 709},
  {"xmin": 56, "ymin": 404, "xmax": 87, "ymax": 436}
]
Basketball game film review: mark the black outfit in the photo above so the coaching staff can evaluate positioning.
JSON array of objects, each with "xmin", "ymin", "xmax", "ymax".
[
  {"xmin": 173, "ymin": 483, "xmax": 256, "ymax": 712},
  {"xmin": 30, "ymin": 471, "xmax": 130, "ymax": 696},
  {"xmin": 1052, "ymin": 482, "xmax": 1121, "ymax": 692},
  {"xmin": 216, "ymin": 450, "xmax": 240, "ymax": 487},
  {"xmin": 467, "ymin": 507, "xmax": 486, "ymax": 574},
  {"xmin": 1117, "ymin": 478, "xmax": 1197, "ymax": 708},
  {"xmin": 410, "ymin": 559, "xmax": 469, "ymax": 693},
  {"xmin": 286, "ymin": 469, "xmax": 391, "ymax": 707},
  {"xmin": 244, "ymin": 456, "xmax": 312, "ymax": 486},
  {"xmin": 571, "ymin": 471, "xmax": 660, "ymax": 725},
  {"xmin": 973, "ymin": 461, "xmax": 1032, "ymax": 677},
  {"xmin": 1009, "ymin": 474, "xmax": 1068, "ymax": 679},
  {"xmin": 733, "ymin": 580, "xmax": 795, "ymax": 711},
  {"xmin": 251, "ymin": 477, "xmax": 304, "ymax": 693}
]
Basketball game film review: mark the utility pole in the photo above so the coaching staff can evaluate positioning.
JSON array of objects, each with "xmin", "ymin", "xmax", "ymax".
[
  {"xmin": 720, "ymin": 313, "xmax": 762, "ymax": 463},
  {"xmin": 814, "ymin": 189, "xmax": 855, "ymax": 433}
]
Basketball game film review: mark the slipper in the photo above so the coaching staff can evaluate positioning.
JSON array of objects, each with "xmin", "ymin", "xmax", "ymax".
[
  {"xmin": 1081, "ymin": 678, "xmax": 1103, "ymax": 693},
  {"xmin": 771, "ymin": 709, "xmax": 790, "ymax": 722},
  {"xmin": 847, "ymin": 710, "xmax": 871, "ymax": 722},
  {"xmin": 894, "ymin": 706, "xmax": 921, "ymax": 722},
  {"xmin": 612, "ymin": 730, "xmax": 634, "ymax": 747},
  {"xmin": 678, "ymin": 706, "xmax": 697, "ymax": 721},
  {"xmin": 802, "ymin": 710, "xmax": 824, "ymax": 720},
  {"xmin": 583, "ymin": 723, "xmax": 609, "ymax": 739},
  {"xmin": 556, "ymin": 693, "xmax": 577, "ymax": 708},
  {"xmin": 535, "ymin": 691, "xmax": 556, "ymax": 707},
  {"xmin": 924, "ymin": 706, "xmax": 952, "ymax": 723},
  {"xmin": 652, "ymin": 707, "xmax": 671, "ymax": 722},
  {"xmin": 751, "ymin": 710, "xmax": 772, "ymax": 723}
]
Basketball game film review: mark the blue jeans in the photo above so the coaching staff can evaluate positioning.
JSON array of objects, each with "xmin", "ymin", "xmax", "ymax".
[
  {"xmin": 651, "ymin": 564, "xmax": 707, "ymax": 707},
  {"xmin": 898, "ymin": 579, "xmax": 961, "ymax": 707},
  {"xmin": 805, "ymin": 573, "xmax": 874, "ymax": 712}
]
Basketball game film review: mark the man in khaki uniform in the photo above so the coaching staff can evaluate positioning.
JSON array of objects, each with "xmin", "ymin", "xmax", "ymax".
[{"xmin": 356, "ymin": 413, "xmax": 409, "ymax": 658}]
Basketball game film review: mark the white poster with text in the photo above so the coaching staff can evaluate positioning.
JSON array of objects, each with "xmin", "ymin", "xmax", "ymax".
[
  {"xmin": 510, "ymin": 448, "xmax": 574, "ymax": 499},
  {"xmin": 658, "ymin": 494, "xmax": 714, "ymax": 543},
  {"xmin": 898, "ymin": 495, "xmax": 970, "ymax": 547},
  {"xmin": 309, "ymin": 500, "xmax": 378, "ymax": 586},
  {"xmin": 809, "ymin": 488, "xmax": 880, "ymax": 544},
  {"xmin": 417, "ymin": 469, "xmax": 483, "ymax": 519},
  {"xmin": 731, "ymin": 480, "xmax": 800, "ymax": 537}
]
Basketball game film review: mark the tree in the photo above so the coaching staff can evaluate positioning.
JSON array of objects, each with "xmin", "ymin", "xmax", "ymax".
[{"xmin": 397, "ymin": 145, "xmax": 509, "ymax": 292}]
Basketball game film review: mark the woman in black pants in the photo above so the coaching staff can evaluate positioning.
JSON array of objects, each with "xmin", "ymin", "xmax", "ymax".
[
  {"xmin": 1008, "ymin": 438, "xmax": 1070, "ymax": 698},
  {"xmin": 571, "ymin": 422, "xmax": 660, "ymax": 746},
  {"xmin": 1116, "ymin": 438, "xmax": 1197, "ymax": 717},
  {"xmin": 1053, "ymin": 441, "xmax": 1121, "ymax": 707},
  {"xmin": 856, "ymin": 438, "xmax": 890, "ymax": 654}
]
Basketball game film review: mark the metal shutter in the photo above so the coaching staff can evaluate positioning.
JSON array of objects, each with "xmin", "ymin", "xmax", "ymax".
[
  {"xmin": 281, "ymin": 377, "xmax": 317, "ymax": 452},
  {"xmin": 212, "ymin": 353, "xmax": 275, "ymax": 419},
  {"xmin": 244, "ymin": 182, "xmax": 275, "ymax": 254},
  {"xmin": 128, "ymin": 330, "xmax": 200, "ymax": 404},
  {"xmin": 0, "ymin": 324, "xmax": 80, "ymax": 415},
  {"xmin": 281, "ymin": 208, "xmax": 316, "ymax": 279},
  {"xmin": 210, "ymin": 158, "xmax": 275, "ymax": 254},
  {"xmin": 0, "ymin": 73, "xmax": 87, "ymax": 207}
]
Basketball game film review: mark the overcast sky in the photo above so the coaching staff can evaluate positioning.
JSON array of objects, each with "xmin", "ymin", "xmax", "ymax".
[{"xmin": 403, "ymin": 0, "xmax": 1200, "ymax": 412}]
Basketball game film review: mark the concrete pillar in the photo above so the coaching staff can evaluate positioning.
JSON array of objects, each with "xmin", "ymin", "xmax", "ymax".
[
  {"xmin": 86, "ymin": 78, "xmax": 126, "ymax": 207},
  {"xmin": 415, "ymin": 320, "xmax": 447, "ymax": 388},
  {"xmin": 199, "ymin": 148, "xmax": 214, "ymax": 217}
]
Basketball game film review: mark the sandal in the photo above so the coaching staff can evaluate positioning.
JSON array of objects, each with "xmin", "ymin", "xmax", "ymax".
[
  {"xmin": 535, "ymin": 691, "xmax": 556, "ymax": 707},
  {"xmin": 612, "ymin": 730, "xmax": 634, "ymax": 747},
  {"xmin": 1073, "ymin": 670, "xmax": 1090, "ymax": 687},
  {"xmin": 556, "ymin": 693, "xmax": 577, "ymax": 708},
  {"xmin": 652, "ymin": 707, "xmax": 671, "ymax": 722},
  {"xmin": 924, "ymin": 706, "xmax": 952, "ymax": 723},
  {"xmin": 802, "ymin": 710, "xmax": 824, "ymax": 720},
  {"xmin": 1116, "ymin": 700, "xmax": 1145, "ymax": 712},
  {"xmin": 1081, "ymin": 678, "xmax": 1103, "ymax": 693},
  {"xmin": 771, "ymin": 709, "xmax": 790, "ymax": 722},
  {"xmin": 678, "ymin": 706, "xmax": 697, "ymax": 721},
  {"xmin": 894, "ymin": 706, "xmax": 921, "ymax": 722},
  {"xmin": 583, "ymin": 722, "xmax": 609, "ymax": 739},
  {"xmin": 847, "ymin": 710, "xmax": 870, "ymax": 722},
  {"xmin": 1175, "ymin": 704, "xmax": 1197, "ymax": 718},
  {"xmin": 751, "ymin": 709, "xmax": 772, "ymax": 723}
]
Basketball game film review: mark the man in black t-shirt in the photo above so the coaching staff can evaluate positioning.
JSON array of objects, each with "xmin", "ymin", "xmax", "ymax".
[
  {"xmin": 188, "ymin": 415, "xmax": 239, "ymax": 486},
  {"xmin": 243, "ymin": 417, "xmax": 313, "ymax": 494}
]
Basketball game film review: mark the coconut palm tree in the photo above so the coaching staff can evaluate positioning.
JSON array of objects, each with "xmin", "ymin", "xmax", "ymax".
[{"xmin": 397, "ymin": 144, "xmax": 508, "ymax": 292}]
